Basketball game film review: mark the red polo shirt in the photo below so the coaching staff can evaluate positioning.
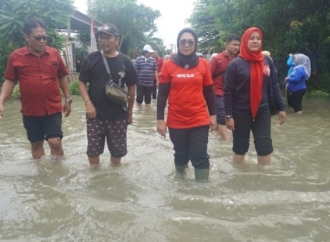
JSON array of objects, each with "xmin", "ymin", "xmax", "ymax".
[
  {"xmin": 210, "ymin": 51, "xmax": 233, "ymax": 96},
  {"xmin": 4, "ymin": 46, "xmax": 68, "ymax": 116}
]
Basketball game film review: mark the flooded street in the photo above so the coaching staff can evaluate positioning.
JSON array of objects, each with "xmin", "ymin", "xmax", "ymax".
[{"xmin": 1, "ymin": 96, "xmax": 330, "ymax": 241}]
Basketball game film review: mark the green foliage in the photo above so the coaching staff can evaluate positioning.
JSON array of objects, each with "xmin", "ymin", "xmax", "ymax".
[
  {"xmin": 189, "ymin": 0, "xmax": 330, "ymax": 93},
  {"xmin": 188, "ymin": 0, "xmax": 221, "ymax": 52},
  {"xmin": 0, "ymin": 42, "xmax": 15, "ymax": 84},
  {"xmin": 310, "ymin": 90, "xmax": 329, "ymax": 98},
  {"xmin": 0, "ymin": 0, "xmax": 74, "ymax": 49},
  {"xmin": 69, "ymin": 79, "xmax": 80, "ymax": 95},
  {"xmin": 11, "ymin": 80, "xmax": 80, "ymax": 99},
  {"xmin": 0, "ymin": 0, "xmax": 75, "ymax": 85},
  {"xmin": 76, "ymin": 30, "xmax": 91, "ymax": 49},
  {"xmin": 11, "ymin": 84, "xmax": 20, "ymax": 99},
  {"xmin": 88, "ymin": 0, "xmax": 160, "ymax": 55}
]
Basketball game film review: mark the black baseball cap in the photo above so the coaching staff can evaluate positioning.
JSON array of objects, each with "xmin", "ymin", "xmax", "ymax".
[{"xmin": 95, "ymin": 23, "xmax": 120, "ymax": 37}]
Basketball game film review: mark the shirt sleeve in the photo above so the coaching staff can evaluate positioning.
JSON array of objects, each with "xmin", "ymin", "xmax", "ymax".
[
  {"xmin": 210, "ymin": 56, "xmax": 217, "ymax": 78},
  {"xmin": 224, "ymin": 61, "xmax": 236, "ymax": 116},
  {"xmin": 159, "ymin": 61, "xmax": 170, "ymax": 84},
  {"xmin": 79, "ymin": 56, "xmax": 91, "ymax": 83},
  {"xmin": 288, "ymin": 68, "xmax": 305, "ymax": 83},
  {"xmin": 4, "ymin": 52, "xmax": 18, "ymax": 82},
  {"xmin": 269, "ymin": 59, "xmax": 285, "ymax": 112},
  {"xmin": 124, "ymin": 57, "xmax": 139, "ymax": 87},
  {"xmin": 202, "ymin": 59, "xmax": 213, "ymax": 86},
  {"xmin": 153, "ymin": 59, "xmax": 157, "ymax": 71},
  {"xmin": 56, "ymin": 51, "xmax": 68, "ymax": 78},
  {"xmin": 134, "ymin": 57, "xmax": 140, "ymax": 70}
]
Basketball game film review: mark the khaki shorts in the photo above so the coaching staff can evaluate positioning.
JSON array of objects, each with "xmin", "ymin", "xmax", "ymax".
[{"xmin": 86, "ymin": 118, "xmax": 127, "ymax": 157}]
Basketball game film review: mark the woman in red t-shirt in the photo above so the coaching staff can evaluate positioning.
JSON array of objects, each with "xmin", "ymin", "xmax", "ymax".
[{"xmin": 157, "ymin": 28, "xmax": 217, "ymax": 180}]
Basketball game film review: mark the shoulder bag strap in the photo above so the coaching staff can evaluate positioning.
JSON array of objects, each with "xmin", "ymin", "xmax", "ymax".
[{"xmin": 101, "ymin": 50, "xmax": 112, "ymax": 81}]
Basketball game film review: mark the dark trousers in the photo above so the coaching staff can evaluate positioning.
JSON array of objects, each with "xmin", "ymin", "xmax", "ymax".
[
  {"xmin": 287, "ymin": 89, "xmax": 306, "ymax": 112},
  {"xmin": 232, "ymin": 107, "xmax": 272, "ymax": 156},
  {"xmin": 136, "ymin": 84, "xmax": 153, "ymax": 104},
  {"xmin": 168, "ymin": 125, "xmax": 210, "ymax": 169},
  {"xmin": 152, "ymin": 80, "xmax": 157, "ymax": 99}
]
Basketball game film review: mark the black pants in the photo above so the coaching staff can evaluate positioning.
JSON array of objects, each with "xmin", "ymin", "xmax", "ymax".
[
  {"xmin": 232, "ymin": 107, "xmax": 273, "ymax": 156},
  {"xmin": 136, "ymin": 84, "xmax": 153, "ymax": 104},
  {"xmin": 168, "ymin": 125, "xmax": 210, "ymax": 169},
  {"xmin": 152, "ymin": 80, "xmax": 157, "ymax": 99},
  {"xmin": 287, "ymin": 89, "xmax": 306, "ymax": 112}
]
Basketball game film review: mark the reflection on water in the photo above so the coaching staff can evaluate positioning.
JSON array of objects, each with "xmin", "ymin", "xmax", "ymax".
[{"xmin": 0, "ymin": 96, "xmax": 330, "ymax": 241}]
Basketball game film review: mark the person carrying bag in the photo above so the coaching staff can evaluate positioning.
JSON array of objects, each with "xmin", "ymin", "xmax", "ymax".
[{"xmin": 101, "ymin": 50, "xmax": 129, "ymax": 110}]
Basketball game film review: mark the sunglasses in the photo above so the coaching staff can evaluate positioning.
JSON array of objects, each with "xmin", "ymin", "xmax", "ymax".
[
  {"xmin": 32, "ymin": 36, "xmax": 48, "ymax": 41},
  {"xmin": 179, "ymin": 39, "xmax": 195, "ymax": 46}
]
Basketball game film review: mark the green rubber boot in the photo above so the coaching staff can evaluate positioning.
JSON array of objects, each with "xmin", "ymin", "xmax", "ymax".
[
  {"xmin": 194, "ymin": 168, "xmax": 210, "ymax": 180},
  {"xmin": 175, "ymin": 164, "xmax": 188, "ymax": 173}
]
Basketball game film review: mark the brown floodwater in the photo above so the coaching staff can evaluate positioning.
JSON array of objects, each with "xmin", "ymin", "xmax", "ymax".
[{"xmin": 0, "ymin": 96, "xmax": 330, "ymax": 241}]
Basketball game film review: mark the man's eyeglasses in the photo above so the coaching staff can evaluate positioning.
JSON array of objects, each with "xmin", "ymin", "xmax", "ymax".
[
  {"xmin": 179, "ymin": 39, "xmax": 195, "ymax": 47},
  {"xmin": 32, "ymin": 36, "xmax": 48, "ymax": 41}
]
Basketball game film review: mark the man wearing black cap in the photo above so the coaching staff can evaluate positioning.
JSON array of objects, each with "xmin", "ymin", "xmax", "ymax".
[{"xmin": 78, "ymin": 23, "xmax": 139, "ymax": 166}]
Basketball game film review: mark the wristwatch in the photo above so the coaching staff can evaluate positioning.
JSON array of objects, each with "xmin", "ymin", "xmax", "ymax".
[
  {"xmin": 225, "ymin": 115, "xmax": 233, "ymax": 121},
  {"xmin": 65, "ymin": 98, "xmax": 73, "ymax": 104}
]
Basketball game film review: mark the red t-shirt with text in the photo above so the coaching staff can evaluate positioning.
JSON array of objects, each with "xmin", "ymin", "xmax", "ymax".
[{"xmin": 160, "ymin": 58, "xmax": 212, "ymax": 128}]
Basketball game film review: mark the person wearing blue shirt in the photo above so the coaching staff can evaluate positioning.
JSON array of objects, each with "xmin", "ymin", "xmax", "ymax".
[{"xmin": 285, "ymin": 54, "xmax": 311, "ymax": 114}]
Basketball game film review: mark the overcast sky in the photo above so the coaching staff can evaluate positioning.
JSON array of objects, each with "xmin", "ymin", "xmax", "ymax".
[{"xmin": 73, "ymin": 0, "xmax": 195, "ymax": 49}]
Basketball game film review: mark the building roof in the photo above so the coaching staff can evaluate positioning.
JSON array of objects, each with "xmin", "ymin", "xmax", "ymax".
[{"xmin": 57, "ymin": 10, "xmax": 102, "ymax": 33}]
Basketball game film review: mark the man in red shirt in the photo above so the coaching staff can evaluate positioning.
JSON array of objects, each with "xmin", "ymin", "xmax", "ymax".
[
  {"xmin": 0, "ymin": 17, "xmax": 71, "ymax": 159},
  {"xmin": 210, "ymin": 33, "xmax": 240, "ymax": 141}
]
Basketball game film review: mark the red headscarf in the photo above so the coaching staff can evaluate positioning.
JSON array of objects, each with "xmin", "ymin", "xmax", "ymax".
[{"xmin": 239, "ymin": 27, "xmax": 264, "ymax": 119}]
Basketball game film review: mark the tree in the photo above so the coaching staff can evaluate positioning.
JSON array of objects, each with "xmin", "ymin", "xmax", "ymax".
[
  {"xmin": 144, "ymin": 30, "xmax": 166, "ymax": 56},
  {"xmin": 189, "ymin": 0, "xmax": 330, "ymax": 92},
  {"xmin": 0, "ymin": 0, "xmax": 74, "ymax": 49},
  {"xmin": 188, "ymin": 0, "xmax": 221, "ymax": 53},
  {"xmin": 0, "ymin": 0, "xmax": 75, "ymax": 85},
  {"xmin": 88, "ymin": 0, "xmax": 160, "ymax": 55}
]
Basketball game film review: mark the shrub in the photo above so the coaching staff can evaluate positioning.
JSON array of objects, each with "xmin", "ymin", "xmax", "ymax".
[
  {"xmin": 310, "ymin": 89, "xmax": 329, "ymax": 98},
  {"xmin": 69, "ymin": 79, "xmax": 80, "ymax": 95},
  {"xmin": 11, "ymin": 84, "xmax": 20, "ymax": 99}
]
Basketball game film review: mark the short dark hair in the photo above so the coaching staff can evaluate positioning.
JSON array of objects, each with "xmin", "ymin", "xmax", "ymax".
[
  {"xmin": 226, "ymin": 33, "xmax": 240, "ymax": 43},
  {"xmin": 24, "ymin": 17, "xmax": 46, "ymax": 34}
]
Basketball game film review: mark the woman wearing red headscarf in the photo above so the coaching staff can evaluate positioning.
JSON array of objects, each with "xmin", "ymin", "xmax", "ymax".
[{"xmin": 224, "ymin": 27, "xmax": 286, "ymax": 165}]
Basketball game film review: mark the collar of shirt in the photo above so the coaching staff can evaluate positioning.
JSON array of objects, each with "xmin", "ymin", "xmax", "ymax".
[
  {"xmin": 141, "ymin": 55, "xmax": 154, "ymax": 62},
  {"xmin": 23, "ymin": 46, "xmax": 50, "ymax": 56}
]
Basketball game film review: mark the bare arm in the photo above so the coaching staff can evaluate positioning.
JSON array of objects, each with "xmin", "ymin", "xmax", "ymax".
[
  {"xmin": 58, "ymin": 76, "xmax": 71, "ymax": 117},
  {"xmin": 0, "ymin": 79, "xmax": 16, "ymax": 117},
  {"xmin": 78, "ymin": 80, "xmax": 90, "ymax": 104},
  {"xmin": 154, "ymin": 70, "xmax": 159, "ymax": 83},
  {"xmin": 58, "ymin": 76, "xmax": 70, "ymax": 99},
  {"xmin": 78, "ymin": 80, "xmax": 96, "ymax": 119}
]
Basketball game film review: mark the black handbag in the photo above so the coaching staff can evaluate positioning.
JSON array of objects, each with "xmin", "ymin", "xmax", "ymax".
[{"xmin": 101, "ymin": 51, "xmax": 128, "ymax": 109}]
